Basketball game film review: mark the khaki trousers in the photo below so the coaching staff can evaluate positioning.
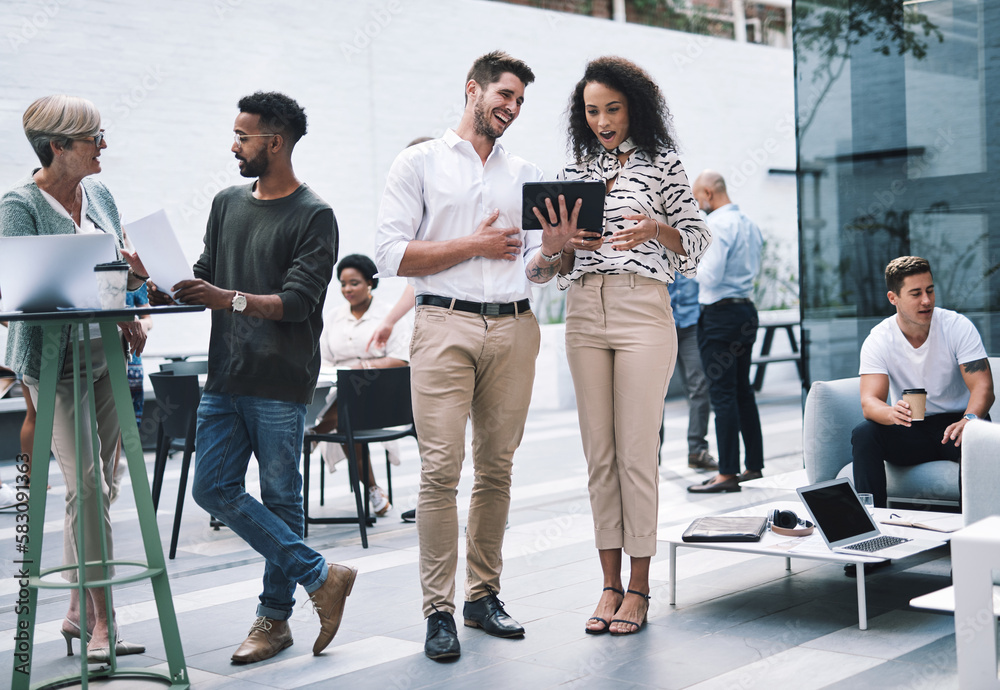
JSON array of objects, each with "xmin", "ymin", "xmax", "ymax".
[
  {"xmin": 411, "ymin": 304, "xmax": 539, "ymax": 617},
  {"xmin": 565, "ymin": 274, "xmax": 676, "ymax": 557},
  {"xmin": 25, "ymin": 336, "xmax": 121, "ymax": 582}
]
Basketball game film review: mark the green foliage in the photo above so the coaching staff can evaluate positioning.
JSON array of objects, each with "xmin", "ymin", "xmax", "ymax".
[
  {"xmin": 795, "ymin": 0, "xmax": 942, "ymax": 140},
  {"xmin": 629, "ymin": 0, "xmax": 716, "ymax": 37},
  {"xmin": 796, "ymin": 0, "xmax": 941, "ymax": 61},
  {"xmin": 752, "ymin": 232, "xmax": 799, "ymax": 311}
]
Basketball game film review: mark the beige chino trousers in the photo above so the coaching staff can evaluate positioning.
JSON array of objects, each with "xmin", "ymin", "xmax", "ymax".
[
  {"xmin": 565, "ymin": 274, "xmax": 676, "ymax": 557},
  {"xmin": 24, "ymin": 336, "xmax": 121, "ymax": 582},
  {"xmin": 411, "ymin": 304, "xmax": 539, "ymax": 617}
]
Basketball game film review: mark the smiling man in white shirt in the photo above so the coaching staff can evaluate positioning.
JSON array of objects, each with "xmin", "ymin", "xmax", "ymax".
[{"xmin": 375, "ymin": 50, "xmax": 577, "ymax": 662}]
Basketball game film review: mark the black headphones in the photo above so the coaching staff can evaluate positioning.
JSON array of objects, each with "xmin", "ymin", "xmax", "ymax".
[{"xmin": 769, "ymin": 509, "xmax": 815, "ymax": 536}]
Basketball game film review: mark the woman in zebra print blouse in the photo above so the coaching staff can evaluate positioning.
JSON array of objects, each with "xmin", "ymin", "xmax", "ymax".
[{"xmin": 556, "ymin": 56, "xmax": 711, "ymax": 636}]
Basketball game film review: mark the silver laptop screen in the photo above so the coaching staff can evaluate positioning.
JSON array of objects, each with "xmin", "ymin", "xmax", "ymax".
[{"xmin": 799, "ymin": 480, "xmax": 878, "ymax": 544}]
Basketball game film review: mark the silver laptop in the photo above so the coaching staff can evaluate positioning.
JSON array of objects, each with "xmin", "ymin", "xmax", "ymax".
[
  {"xmin": 0, "ymin": 234, "xmax": 117, "ymax": 312},
  {"xmin": 797, "ymin": 478, "xmax": 946, "ymax": 558}
]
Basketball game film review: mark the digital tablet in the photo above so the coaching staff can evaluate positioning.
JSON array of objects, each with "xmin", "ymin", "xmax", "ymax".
[{"xmin": 521, "ymin": 180, "xmax": 605, "ymax": 231}]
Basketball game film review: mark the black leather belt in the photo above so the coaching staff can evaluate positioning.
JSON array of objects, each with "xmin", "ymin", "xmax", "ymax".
[
  {"xmin": 703, "ymin": 297, "xmax": 753, "ymax": 309},
  {"xmin": 416, "ymin": 294, "xmax": 531, "ymax": 316}
]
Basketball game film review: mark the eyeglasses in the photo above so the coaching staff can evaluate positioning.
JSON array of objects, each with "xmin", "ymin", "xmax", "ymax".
[
  {"xmin": 233, "ymin": 132, "xmax": 276, "ymax": 149},
  {"xmin": 81, "ymin": 130, "xmax": 105, "ymax": 147}
]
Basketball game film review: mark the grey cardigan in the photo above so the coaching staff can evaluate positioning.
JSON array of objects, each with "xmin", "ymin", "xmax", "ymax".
[{"xmin": 1, "ymin": 173, "xmax": 125, "ymax": 380}]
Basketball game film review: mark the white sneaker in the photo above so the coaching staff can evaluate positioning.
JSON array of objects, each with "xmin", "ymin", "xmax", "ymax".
[
  {"xmin": 0, "ymin": 483, "xmax": 21, "ymax": 510},
  {"xmin": 368, "ymin": 486, "xmax": 391, "ymax": 517}
]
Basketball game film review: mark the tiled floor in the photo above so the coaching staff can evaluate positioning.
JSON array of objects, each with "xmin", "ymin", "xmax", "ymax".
[{"xmin": 0, "ymin": 380, "xmax": 963, "ymax": 688}]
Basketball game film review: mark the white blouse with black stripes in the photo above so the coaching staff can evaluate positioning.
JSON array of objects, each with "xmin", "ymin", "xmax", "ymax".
[{"xmin": 556, "ymin": 141, "xmax": 711, "ymax": 289}]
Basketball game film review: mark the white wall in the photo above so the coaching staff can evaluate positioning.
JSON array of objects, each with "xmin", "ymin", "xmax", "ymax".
[{"xmin": 0, "ymin": 0, "xmax": 794, "ymax": 358}]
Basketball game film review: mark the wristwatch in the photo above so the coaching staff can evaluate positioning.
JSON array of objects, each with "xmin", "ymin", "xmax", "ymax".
[
  {"xmin": 540, "ymin": 249, "xmax": 563, "ymax": 263},
  {"xmin": 232, "ymin": 292, "xmax": 247, "ymax": 313},
  {"xmin": 964, "ymin": 413, "xmax": 978, "ymax": 421}
]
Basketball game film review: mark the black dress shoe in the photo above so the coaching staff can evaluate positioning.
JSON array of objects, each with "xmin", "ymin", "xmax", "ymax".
[
  {"xmin": 425, "ymin": 609, "xmax": 460, "ymax": 661},
  {"xmin": 737, "ymin": 470, "xmax": 763, "ymax": 483},
  {"xmin": 687, "ymin": 476, "xmax": 742, "ymax": 493},
  {"xmin": 401, "ymin": 508, "xmax": 416, "ymax": 523},
  {"xmin": 462, "ymin": 587, "xmax": 524, "ymax": 638}
]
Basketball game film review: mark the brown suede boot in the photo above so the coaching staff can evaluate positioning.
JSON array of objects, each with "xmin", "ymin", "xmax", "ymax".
[
  {"xmin": 309, "ymin": 563, "xmax": 358, "ymax": 655},
  {"xmin": 230, "ymin": 616, "xmax": 293, "ymax": 664}
]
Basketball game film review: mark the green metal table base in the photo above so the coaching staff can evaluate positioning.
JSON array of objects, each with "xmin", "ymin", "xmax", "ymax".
[{"xmin": 11, "ymin": 316, "xmax": 188, "ymax": 690}]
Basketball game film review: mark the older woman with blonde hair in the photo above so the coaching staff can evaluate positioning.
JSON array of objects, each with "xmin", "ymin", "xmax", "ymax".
[{"xmin": 0, "ymin": 95, "xmax": 148, "ymax": 662}]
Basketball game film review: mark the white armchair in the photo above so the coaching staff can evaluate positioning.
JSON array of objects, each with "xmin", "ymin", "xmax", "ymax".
[{"xmin": 803, "ymin": 357, "xmax": 999, "ymax": 509}]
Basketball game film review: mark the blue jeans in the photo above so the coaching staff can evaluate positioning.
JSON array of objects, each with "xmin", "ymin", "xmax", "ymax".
[{"xmin": 192, "ymin": 392, "xmax": 327, "ymax": 620}]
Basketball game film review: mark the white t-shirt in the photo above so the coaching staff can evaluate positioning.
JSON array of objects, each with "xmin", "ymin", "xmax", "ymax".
[{"xmin": 859, "ymin": 307, "xmax": 987, "ymax": 415}]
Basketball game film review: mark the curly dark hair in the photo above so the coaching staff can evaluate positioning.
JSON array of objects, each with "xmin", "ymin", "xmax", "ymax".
[
  {"xmin": 567, "ymin": 56, "xmax": 676, "ymax": 162},
  {"xmin": 337, "ymin": 253, "xmax": 378, "ymax": 289},
  {"xmin": 237, "ymin": 91, "xmax": 307, "ymax": 145}
]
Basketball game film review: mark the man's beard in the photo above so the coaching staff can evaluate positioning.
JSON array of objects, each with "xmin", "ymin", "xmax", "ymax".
[
  {"xmin": 238, "ymin": 147, "xmax": 268, "ymax": 178},
  {"xmin": 473, "ymin": 98, "xmax": 505, "ymax": 140}
]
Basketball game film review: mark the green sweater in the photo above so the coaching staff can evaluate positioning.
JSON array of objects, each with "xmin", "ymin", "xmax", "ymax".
[
  {"xmin": 194, "ymin": 183, "xmax": 338, "ymax": 404},
  {"xmin": 1, "ymin": 173, "xmax": 125, "ymax": 380}
]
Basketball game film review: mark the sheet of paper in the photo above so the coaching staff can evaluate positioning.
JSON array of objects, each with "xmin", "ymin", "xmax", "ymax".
[{"xmin": 124, "ymin": 209, "xmax": 194, "ymax": 299}]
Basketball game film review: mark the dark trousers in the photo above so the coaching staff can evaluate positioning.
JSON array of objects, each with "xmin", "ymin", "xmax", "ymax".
[
  {"xmin": 697, "ymin": 302, "xmax": 764, "ymax": 476},
  {"xmin": 851, "ymin": 413, "xmax": 963, "ymax": 508}
]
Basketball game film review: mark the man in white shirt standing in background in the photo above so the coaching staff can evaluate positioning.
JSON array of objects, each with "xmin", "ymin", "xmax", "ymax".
[
  {"xmin": 687, "ymin": 170, "xmax": 765, "ymax": 494},
  {"xmin": 375, "ymin": 50, "xmax": 578, "ymax": 662},
  {"xmin": 852, "ymin": 255, "xmax": 993, "ymax": 507}
]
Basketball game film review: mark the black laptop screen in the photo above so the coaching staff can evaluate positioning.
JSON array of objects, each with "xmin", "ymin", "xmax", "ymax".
[{"xmin": 799, "ymin": 482, "xmax": 876, "ymax": 544}]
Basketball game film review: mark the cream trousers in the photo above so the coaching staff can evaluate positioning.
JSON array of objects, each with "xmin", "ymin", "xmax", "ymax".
[
  {"xmin": 565, "ymin": 274, "xmax": 677, "ymax": 557},
  {"xmin": 410, "ymin": 304, "xmax": 539, "ymax": 617}
]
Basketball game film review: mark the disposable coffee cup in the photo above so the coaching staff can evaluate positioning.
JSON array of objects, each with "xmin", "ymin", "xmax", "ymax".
[
  {"xmin": 901, "ymin": 388, "xmax": 927, "ymax": 421},
  {"xmin": 94, "ymin": 261, "xmax": 129, "ymax": 310}
]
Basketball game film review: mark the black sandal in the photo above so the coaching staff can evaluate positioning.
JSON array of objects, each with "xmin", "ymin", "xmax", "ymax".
[
  {"xmin": 609, "ymin": 589, "xmax": 650, "ymax": 636},
  {"xmin": 585, "ymin": 586, "xmax": 625, "ymax": 635}
]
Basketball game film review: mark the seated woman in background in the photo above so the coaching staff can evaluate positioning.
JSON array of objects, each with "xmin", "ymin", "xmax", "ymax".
[{"xmin": 312, "ymin": 254, "xmax": 409, "ymax": 516}]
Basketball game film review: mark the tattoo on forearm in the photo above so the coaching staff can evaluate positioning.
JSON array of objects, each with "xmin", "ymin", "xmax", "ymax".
[
  {"xmin": 527, "ymin": 259, "xmax": 558, "ymax": 283},
  {"xmin": 963, "ymin": 358, "xmax": 989, "ymax": 374}
]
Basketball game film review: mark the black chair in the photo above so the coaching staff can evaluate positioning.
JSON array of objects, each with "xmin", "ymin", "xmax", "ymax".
[
  {"xmin": 148, "ymin": 371, "xmax": 201, "ymax": 559},
  {"xmin": 302, "ymin": 367, "xmax": 416, "ymax": 547},
  {"xmin": 159, "ymin": 359, "xmax": 209, "ymax": 376}
]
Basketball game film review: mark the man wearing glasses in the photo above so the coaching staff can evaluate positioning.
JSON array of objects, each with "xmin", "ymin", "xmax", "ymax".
[{"xmin": 148, "ymin": 91, "xmax": 353, "ymax": 664}]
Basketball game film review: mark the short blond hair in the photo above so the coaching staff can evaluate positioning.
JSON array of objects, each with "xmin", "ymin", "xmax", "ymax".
[{"xmin": 22, "ymin": 95, "xmax": 101, "ymax": 167}]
